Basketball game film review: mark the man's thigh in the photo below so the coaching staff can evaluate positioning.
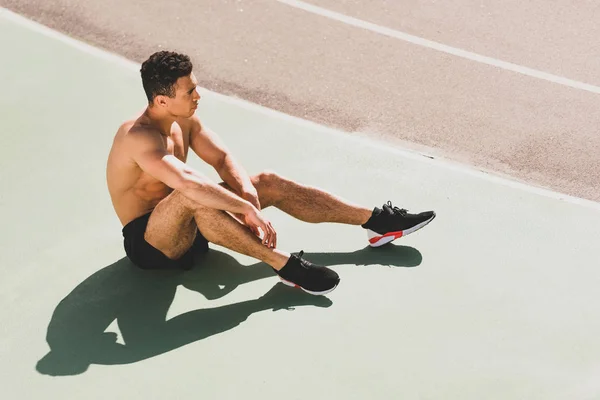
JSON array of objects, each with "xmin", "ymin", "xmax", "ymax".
[{"xmin": 144, "ymin": 190, "xmax": 198, "ymax": 259}]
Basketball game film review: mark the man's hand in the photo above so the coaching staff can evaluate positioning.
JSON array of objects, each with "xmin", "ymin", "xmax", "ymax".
[
  {"xmin": 236, "ymin": 187, "xmax": 262, "ymax": 237},
  {"xmin": 243, "ymin": 206, "xmax": 277, "ymax": 248},
  {"xmin": 241, "ymin": 187, "xmax": 261, "ymax": 211}
]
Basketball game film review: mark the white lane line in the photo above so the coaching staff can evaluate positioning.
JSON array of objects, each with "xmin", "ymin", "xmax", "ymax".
[
  {"xmin": 2, "ymin": 7, "xmax": 600, "ymax": 211},
  {"xmin": 276, "ymin": 0, "xmax": 600, "ymax": 95}
]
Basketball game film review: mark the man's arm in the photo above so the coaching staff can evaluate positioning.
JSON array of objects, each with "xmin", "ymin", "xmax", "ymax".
[
  {"xmin": 188, "ymin": 117, "xmax": 259, "ymax": 205},
  {"xmin": 127, "ymin": 128, "xmax": 252, "ymax": 214},
  {"xmin": 126, "ymin": 127, "xmax": 277, "ymax": 247}
]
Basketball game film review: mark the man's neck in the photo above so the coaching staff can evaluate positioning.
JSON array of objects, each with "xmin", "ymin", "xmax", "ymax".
[{"xmin": 144, "ymin": 106, "xmax": 175, "ymax": 137}]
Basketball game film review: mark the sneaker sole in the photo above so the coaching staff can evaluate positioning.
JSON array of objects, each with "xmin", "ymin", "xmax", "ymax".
[
  {"xmin": 367, "ymin": 213, "xmax": 436, "ymax": 247},
  {"xmin": 278, "ymin": 277, "xmax": 340, "ymax": 296}
]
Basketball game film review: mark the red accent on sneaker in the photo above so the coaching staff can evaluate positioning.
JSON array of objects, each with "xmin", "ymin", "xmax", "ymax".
[{"xmin": 369, "ymin": 230, "xmax": 404, "ymax": 244}]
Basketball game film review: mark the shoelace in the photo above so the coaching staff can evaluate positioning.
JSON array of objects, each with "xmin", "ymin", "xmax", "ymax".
[
  {"xmin": 295, "ymin": 250, "xmax": 310, "ymax": 269},
  {"xmin": 386, "ymin": 201, "xmax": 408, "ymax": 216}
]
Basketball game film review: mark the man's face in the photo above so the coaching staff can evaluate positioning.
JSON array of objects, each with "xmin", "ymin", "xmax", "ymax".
[{"xmin": 162, "ymin": 73, "xmax": 201, "ymax": 118}]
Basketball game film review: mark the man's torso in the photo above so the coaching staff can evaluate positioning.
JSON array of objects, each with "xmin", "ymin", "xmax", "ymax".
[{"xmin": 106, "ymin": 115, "xmax": 193, "ymax": 226}]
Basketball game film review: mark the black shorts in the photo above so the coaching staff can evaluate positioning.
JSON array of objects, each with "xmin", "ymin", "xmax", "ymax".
[{"xmin": 122, "ymin": 212, "xmax": 209, "ymax": 270}]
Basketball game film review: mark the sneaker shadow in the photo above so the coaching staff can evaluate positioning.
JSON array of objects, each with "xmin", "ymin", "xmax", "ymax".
[
  {"xmin": 184, "ymin": 243, "xmax": 421, "ymax": 300},
  {"xmin": 35, "ymin": 244, "xmax": 421, "ymax": 377},
  {"xmin": 303, "ymin": 244, "xmax": 423, "ymax": 270}
]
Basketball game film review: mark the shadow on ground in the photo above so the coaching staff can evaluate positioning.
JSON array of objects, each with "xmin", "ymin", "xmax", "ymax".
[{"xmin": 36, "ymin": 245, "xmax": 422, "ymax": 376}]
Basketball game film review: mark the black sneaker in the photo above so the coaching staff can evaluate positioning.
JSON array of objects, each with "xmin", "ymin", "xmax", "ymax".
[
  {"xmin": 273, "ymin": 251, "xmax": 340, "ymax": 295},
  {"xmin": 361, "ymin": 201, "xmax": 436, "ymax": 247}
]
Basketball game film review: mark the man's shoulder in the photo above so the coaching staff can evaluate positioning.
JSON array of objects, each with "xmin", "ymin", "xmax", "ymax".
[
  {"xmin": 110, "ymin": 120, "xmax": 162, "ymax": 164},
  {"xmin": 116, "ymin": 119, "xmax": 136, "ymax": 136},
  {"xmin": 118, "ymin": 118, "xmax": 160, "ymax": 143}
]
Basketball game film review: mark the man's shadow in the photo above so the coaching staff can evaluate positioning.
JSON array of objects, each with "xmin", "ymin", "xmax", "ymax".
[{"xmin": 36, "ymin": 245, "xmax": 422, "ymax": 376}]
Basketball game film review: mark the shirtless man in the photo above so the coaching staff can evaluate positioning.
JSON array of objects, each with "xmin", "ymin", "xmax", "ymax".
[{"xmin": 106, "ymin": 51, "xmax": 436, "ymax": 295}]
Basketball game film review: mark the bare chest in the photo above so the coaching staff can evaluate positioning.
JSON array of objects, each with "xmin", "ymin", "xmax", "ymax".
[{"xmin": 134, "ymin": 128, "xmax": 190, "ymax": 200}]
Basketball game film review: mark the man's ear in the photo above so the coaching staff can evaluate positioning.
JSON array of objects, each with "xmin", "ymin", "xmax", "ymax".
[{"xmin": 154, "ymin": 95, "xmax": 169, "ymax": 108}]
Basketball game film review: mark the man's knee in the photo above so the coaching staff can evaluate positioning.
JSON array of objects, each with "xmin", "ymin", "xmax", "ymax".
[{"xmin": 255, "ymin": 170, "xmax": 284, "ymax": 188}]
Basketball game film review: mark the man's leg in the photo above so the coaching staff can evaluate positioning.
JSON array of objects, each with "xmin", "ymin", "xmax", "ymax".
[
  {"xmin": 193, "ymin": 203, "xmax": 290, "ymax": 270},
  {"xmin": 146, "ymin": 191, "xmax": 339, "ymax": 294},
  {"xmin": 247, "ymin": 170, "xmax": 435, "ymax": 248},
  {"xmin": 144, "ymin": 189, "xmax": 339, "ymax": 295},
  {"xmin": 247, "ymin": 171, "xmax": 372, "ymax": 225},
  {"xmin": 144, "ymin": 190, "xmax": 290, "ymax": 269}
]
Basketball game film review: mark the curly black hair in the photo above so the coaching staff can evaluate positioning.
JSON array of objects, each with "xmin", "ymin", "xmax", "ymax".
[{"xmin": 140, "ymin": 51, "xmax": 193, "ymax": 103}]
